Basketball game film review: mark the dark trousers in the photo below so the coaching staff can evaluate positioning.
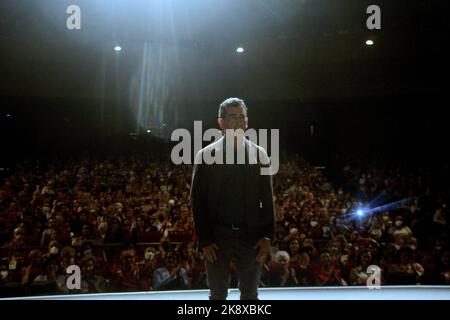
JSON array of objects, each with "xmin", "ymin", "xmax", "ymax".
[{"xmin": 205, "ymin": 226, "xmax": 262, "ymax": 300}]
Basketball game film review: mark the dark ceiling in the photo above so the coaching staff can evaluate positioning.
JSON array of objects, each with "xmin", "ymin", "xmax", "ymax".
[
  {"xmin": 0, "ymin": 0, "xmax": 449, "ymax": 167},
  {"xmin": 0, "ymin": 0, "xmax": 448, "ymax": 102}
]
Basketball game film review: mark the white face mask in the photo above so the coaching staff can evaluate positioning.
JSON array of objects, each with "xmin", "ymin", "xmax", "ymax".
[
  {"xmin": 409, "ymin": 245, "xmax": 417, "ymax": 251},
  {"xmin": 145, "ymin": 252, "xmax": 155, "ymax": 261},
  {"xmin": 310, "ymin": 221, "xmax": 318, "ymax": 227},
  {"xmin": 9, "ymin": 261, "xmax": 17, "ymax": 270},
  {"xmin": 50, "ymin": 246, "xmax": 59, "ymax": 255},
  {"xmin": 0, "ymin": 271, "xmax": 8, "ymax": 279},
  {"xmin": 382, "ymin": 216, "xmax": 390, "ymax": 221},
  {"xmin": 395, "ymin": 220, "xmax": 403, "ymax": 227}
]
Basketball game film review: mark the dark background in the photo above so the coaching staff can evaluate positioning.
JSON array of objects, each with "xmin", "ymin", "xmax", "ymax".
[{"xmin": 1, "ymin": 0, "xmax": 448, "ymax": 169}]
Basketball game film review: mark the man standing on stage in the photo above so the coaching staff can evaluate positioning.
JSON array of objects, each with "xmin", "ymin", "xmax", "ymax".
[{"xmin": 190, "ymin": 97, "xmax": 275, "ymax": 300}]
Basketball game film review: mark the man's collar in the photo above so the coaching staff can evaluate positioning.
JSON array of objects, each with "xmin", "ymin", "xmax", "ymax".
[{"xmin": 222, "ymin": 134, "xmax": 247, "ymax": 148}]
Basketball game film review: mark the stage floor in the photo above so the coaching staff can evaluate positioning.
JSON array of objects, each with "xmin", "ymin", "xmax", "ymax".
[{"xmin": 2, "ymin": 286, "xmax": 450, "ymax": 300}]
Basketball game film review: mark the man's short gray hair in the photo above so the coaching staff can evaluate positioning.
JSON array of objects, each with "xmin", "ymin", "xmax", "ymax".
[{"xmin": 218, "ymin": 97, "xmax": 247, "ymax": 119}]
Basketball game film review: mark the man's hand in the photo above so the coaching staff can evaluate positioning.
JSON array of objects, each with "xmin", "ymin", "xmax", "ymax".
[
  {"xmin": 202, "ymin": 244, "xmax": 219, "ymax": 263},
  {"xmin": 254, "ymin": 238, "xmax": 271, "ymax": 262}
]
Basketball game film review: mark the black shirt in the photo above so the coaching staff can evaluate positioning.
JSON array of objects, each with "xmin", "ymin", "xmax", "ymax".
[{"xmin": 216, "ymin": 140, "xmax": 249, "ymax": 227}]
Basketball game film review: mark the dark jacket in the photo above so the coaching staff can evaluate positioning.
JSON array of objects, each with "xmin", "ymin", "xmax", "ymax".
[{"xmin": 190, "ymin": 136, "xmax": 275, "ymax": 249}]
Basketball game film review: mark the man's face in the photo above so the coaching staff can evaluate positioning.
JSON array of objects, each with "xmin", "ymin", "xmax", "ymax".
[
  {"xmin": 361, "ymin": 253, "xmax": 371, "ymax": 265},
  {"xmin": 83, "ymin": 260, "xmax": 95, "ymax": 274},
  {"xmin": 400, "ymin": 252, "xmax": 411, "ymax": 264},
  {"xmin": 165, "ymin": 256, "xmax": 177, "ymax": 268},
  {"xmin": 277, "ymin": 256, "xmax": 289, "ymax": 266},
  {"xmin": 13, "ymin": 229, "xmax": 23, "ymax": 241},
  {"xmin": 82, "ymin": 225, "xmax": 90, "ymax": 237},
  {"xmin": 320, "ymin": 252, "xmax": 332, "ymax": 265},
  {"xmin": 121, "ymin": 250, "xmax": 135, "ymax": 267},
  {"xmin": 47, "ymin": 262, "xmax": 58, "ymax": 273},
  {"xmin": 60, "ymin": 257, "xmax": 70, "ymax": 270},
  {"xmin": 290, "ymin": 240, "xmax": 300, "ymax": 253},
  {"xmin": 350, "ymin": 231, "xmax": 359, "ymax": 241},
  {"xmin": 218, "ymin": 105, "xmax": 248, "ymax": 131},
  {"xmin": 48, "ymin": 219, "xmax": 56, "ymax": 229}
]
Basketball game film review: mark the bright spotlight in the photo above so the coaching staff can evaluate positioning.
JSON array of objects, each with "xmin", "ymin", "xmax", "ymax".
[
  {"xmin": 365, "ymin": 40, "xmax": 374, "ymax": 46},
  {"xmin": 356, "ymin": 209, "xmax": 364, "ymax": 217},
  {"xmin": 236, "ymin": 47, "xmax": 244, "ymax": 53},
  {"xmin": 114, "ymin": 46, "xmax": 122, "ymax": 52}
]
